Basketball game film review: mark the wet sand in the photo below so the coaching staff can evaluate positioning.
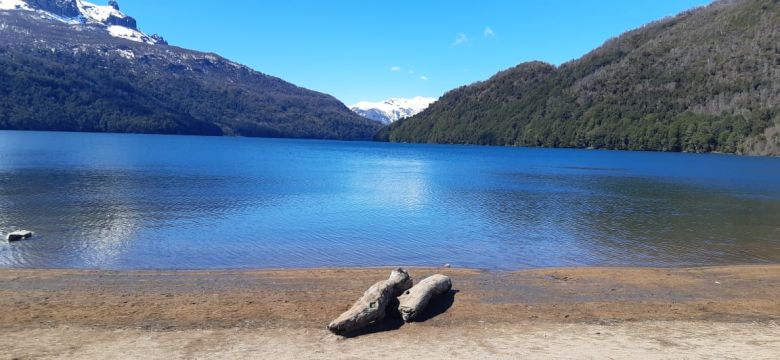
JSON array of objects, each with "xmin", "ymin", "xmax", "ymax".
[{"xmin": 1, "ymin": 266, "xmax": 779, "ymax": 359}]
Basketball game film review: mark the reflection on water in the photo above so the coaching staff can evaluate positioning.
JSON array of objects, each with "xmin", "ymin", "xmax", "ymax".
[
  {"xmin": 0, "ymin": 130, "xmax": 778, "ymax": 270},
  {"xmin": 471, "ymin": 174, "xmax": 780, "ymax": 268}
]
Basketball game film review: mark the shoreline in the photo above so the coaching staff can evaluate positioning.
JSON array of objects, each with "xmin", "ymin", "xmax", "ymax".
[
  {"xmin": 2, "ymin": 265, "xmax": 779, "ymax": 358},
  {"xmin": 2, "ymin": 129, "xmax": 776, "ymax": 157},
  {"xmin": 2, "ymin": 264, "xmax": 779, "ymax": 329},
  {"xmin": 2, "ymin": 262, "xmax": 776, "ymax": 274}
]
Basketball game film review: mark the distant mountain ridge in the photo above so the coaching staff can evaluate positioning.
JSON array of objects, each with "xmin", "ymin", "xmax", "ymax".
[
  {"xmin": 0, "ymin": 0, "xmax": 381, "ymax": 139},
  {"xmin": 381, "ymin": 0, "xmax": 780, "ymax": 156},
  {"xmin": 351, "ymin": 97, "xmax": 437, "ymax": 124}
]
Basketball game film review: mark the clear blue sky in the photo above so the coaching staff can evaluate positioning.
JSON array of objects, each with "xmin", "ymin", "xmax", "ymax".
[{"xmin": 114, "ymin": 0, "xmax": 708, "ymax": 105}]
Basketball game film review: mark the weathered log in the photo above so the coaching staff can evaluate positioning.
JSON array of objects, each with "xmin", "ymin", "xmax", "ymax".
[
  {"xmin": 397, "ymin": 274, "xmax": 452, "ymax": 322},
  {"xmin": 327, "ymin": 268, "xmax": 413, "ymax": 335}
]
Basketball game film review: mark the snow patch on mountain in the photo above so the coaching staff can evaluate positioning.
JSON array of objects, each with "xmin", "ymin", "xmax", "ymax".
[
  {"xmin": 351, "ymin": 96, "xmax": 437, "ymax": 124},
  {"xmin": 77, "ymin": 0, "xmax": 124, "ymax": 23},
  {"xmin": 0, "ymin": 0, "xmax": 30, "ymax": 10},
  {"xmin": 0, "ymin": 0, "xmax": 165, "ymax": 45},
  {"xmin": 111, "ymin": 48, "xmax": 134, "ymax": 59},
  {"xmin": 106, "ymin": 25, "xmax": 151, "ymax": 44}
]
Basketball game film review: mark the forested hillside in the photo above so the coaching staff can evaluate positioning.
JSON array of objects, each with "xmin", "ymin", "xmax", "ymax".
[
  {"xmin": 0, "ymin": 4, "xmax": 381, "ymax": 140},
  {"xmin": 381, "ymin": 0, "xmax": 780, "ymax": 155}
]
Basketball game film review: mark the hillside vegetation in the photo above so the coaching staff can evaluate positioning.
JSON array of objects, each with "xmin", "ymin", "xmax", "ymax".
[
  {"xmin": 0, "ymin": 10, "xmax": 381, "ymax": 140},
  {"xmin": 381, "ymin": 0, "xmax": 780, "ymax": 155}
]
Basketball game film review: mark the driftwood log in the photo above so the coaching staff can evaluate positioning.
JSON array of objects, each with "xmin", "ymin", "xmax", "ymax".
[
  {"xmin": 327, "ymin": 268, "xmax": 413, "ymax": 335},
  {"xmin": 397, "ymin": 274, "xmax": 452, "ymax": 322}
]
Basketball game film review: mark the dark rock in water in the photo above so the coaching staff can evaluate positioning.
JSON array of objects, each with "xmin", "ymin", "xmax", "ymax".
[{"xmin": 6, "ymin": 230, "xmax": 34, "ymax": 242}]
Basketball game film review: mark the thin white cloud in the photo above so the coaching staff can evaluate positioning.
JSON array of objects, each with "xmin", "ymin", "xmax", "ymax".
[
  {"xmin": 390, "ymin": 66, "xmax": 402, "ymax": 72},
  {"xmin": 420, "ymin": 76, "xmax": 429, "ymax": 81},
  {"xmin": 408, "ymin": 70, "xmax": 415, "ymax": 74},
  {"xmin": 452, "ymin": 33, "xmax": 468, "ymax": 46},
  {"xmin": 484, "ymin": 26, "xmax": 495, "ymax": 38}
]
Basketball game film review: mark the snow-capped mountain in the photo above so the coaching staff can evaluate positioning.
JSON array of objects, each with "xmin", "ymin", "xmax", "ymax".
[
  {"xmin": 0, "ymin": 0, "xmax": 381, "ymax": 139},
  {"xmin": 0, "ymin": 0, "xmax": 165, "ymax": 44},
  {"xmin": 351, "ymin": 96, "xmax": 437, "ymax": 124}
]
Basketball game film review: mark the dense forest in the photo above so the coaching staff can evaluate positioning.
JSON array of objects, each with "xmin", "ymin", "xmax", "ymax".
[
  {"xmin": 381, "ymin": 0, "xmax": 780, "ymax": 155},
  {"xmin": 0, "ymin": 11, "xmax": 381, "ymax": 140}
]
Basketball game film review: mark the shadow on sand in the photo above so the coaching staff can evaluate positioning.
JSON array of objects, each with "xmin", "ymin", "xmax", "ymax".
[
  {"xmin": 342, "ymin": 290, "xmax": 459, "ymax": 338},
  {"xmin": 413, "ymin": 289, "xmax": 458, "ymax": 323}
]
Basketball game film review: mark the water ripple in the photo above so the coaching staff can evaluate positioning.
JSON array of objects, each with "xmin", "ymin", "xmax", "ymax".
[{"xmin": 0, "ymin": 131, "xmax": 779, "ymax": 269}]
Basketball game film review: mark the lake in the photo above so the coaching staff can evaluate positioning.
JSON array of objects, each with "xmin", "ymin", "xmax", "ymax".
[{"xmin": 0, "ymin": 130, "xmax": 778, "ymax": 270}]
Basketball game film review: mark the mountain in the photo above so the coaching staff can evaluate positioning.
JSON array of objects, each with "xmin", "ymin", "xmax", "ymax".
[
  {"xmin": 1, "ymin": 0, "xmax": 167, "ymax": 44},
  {"xmin": 350, "ymin": 96, "xmax": 437, "ymax": 124},
  {"xmin": 0, "ymin": 0, "xmax": 381, "ymax": 140},
  {"xmin": 380, "ymin": 0, "xmax": 780, "ymax": 156}
]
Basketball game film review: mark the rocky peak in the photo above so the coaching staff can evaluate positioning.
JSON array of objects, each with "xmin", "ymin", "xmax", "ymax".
[
  {"xmin": 150, "ymin": 33, "xmax": 167, "ymax": 45},
  {"xmin": 105, "ymin": 13, "xmax": 135, "ymax": 29},
  {"xmin": 0, "ymin": 0, "xmax": 166, "ymax": 45},
  {"xmin": 25, "ymin": 0, "xmax": 79, "ymax": 17}
]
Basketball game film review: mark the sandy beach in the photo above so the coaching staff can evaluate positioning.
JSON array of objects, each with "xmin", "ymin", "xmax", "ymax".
[{"xmin": 1, "ymin": 265, "xmax": 779, "ymax": 359}]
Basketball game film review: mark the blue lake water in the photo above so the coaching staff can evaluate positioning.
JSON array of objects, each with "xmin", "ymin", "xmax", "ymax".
[{"xmin": 0, "ymin": 130, "xmax": 778, "ymax": 270}]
